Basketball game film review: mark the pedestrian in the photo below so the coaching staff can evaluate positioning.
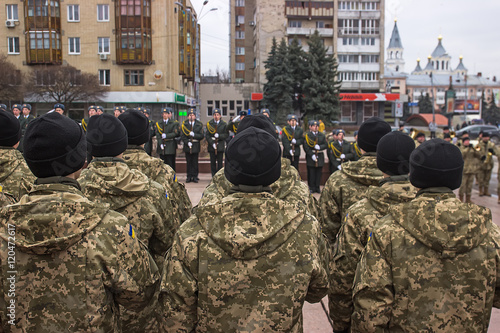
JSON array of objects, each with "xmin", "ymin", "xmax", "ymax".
[
  {"xmin": 180, "ymin": 109, "xmax": 204, "ymax": 183},
  {"xmin": 351, "ymin": 139, "xmax": 500, "ymax": 332},
  {"xmin": 160, "ymin": 127, "xmax": 330, "ymax": 332},
  {"xmin": 282, "ymin": 114, "xmax": 304, "ymax": 170},
  {"xmin": 476, "ymin": 131, "xmax": 496, "ymax": 196},
  {"xmin": 155, "ymin": 108, "xmax": 179, "ymax": 171},
  {"xmin": 327, "ymin": 129, "xmax": 353, "ymax": 174},
  {"xmin": 205, "ymin": 108, "xmax": 228, "ymax": 176},
  {"xmin": 459, "ymin": 136, "xmax": 481, "ymax": 203},
  {"xmin": 304, "ymin": 120, "xmax": 327, "ymax": 194}
]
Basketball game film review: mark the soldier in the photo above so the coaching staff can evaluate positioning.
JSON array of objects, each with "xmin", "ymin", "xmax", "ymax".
[
  {"xmin": 415, "ymin": 131, "xmax": 426, "ymax": 147},
  {"xmin": 0, "ymin": 188, "xmax": 15, "ymax": 207},
  {"xmin": 329, "ymin": 131, "xmax": 416, "ymax": 332},
  {"xmin": 303, "ymin": 120, "xmax": 328, "ymax": 194},
  {"xmin": 81, "ymin": 105, "xmax": 98, "ymax": 132},
  {"xmin": 160, "ymin": 127, "xmax": 330, "ymax": 332},
  {"xmin": 260, "ymin": 108, "xmax": 279, "ymax": 138},
  {"xmin": 53, "ymin": 103, "xmax": 65, "ymax": 115},
  {"xmin": 120, "ymin": 110, "xmax": 192, "ymax": 223},
  {"xmin": 0, "ymin": 111, "xmax": 35, "ymax": 200},
  {"xmin": 155, "ymin": 108, "xmax": 180, "ymax": 171},
  {"xmin": 18, "ymin": 104, "xmax": 35, "ymax": 153},
  {"xmin": 327, "ymin": 129, "xmax": 354, "ymax": 174},
  {"xmin": 180, "ymin": 109, "xmax": 204, "ymax": 183},
  {"xmin": 476, "ymin": 131, "xmax": 496, "ymax": 196},
  {"xmin": 0, "ymin": 112, "xmax": 159, "ymax": 332},
  {"xmin": 206, "ymin": 108, "xmax": 228, "ymax": 176},
  {"xmin": 282, "ymin": 114, "xmax": 304, "ymax": 170},
  {"xmin": 227, "ymin": 110, "xmax": 247, "ymax": 137},
  {"xmin": 319, "ymin": 117, "xmax": 391, "ymax": 244},
  {"xmin": 80, "ymin": 113, "xmax": 176, "ymax": 332},
  {"xmin": 351, "ymin": 130, "xmax": 362, "ymax": 161},
  {"xmin": 443, "ymin": 133, "xmax": 452, "ymax": 143},
  {"xmin": 11, "ymin": 104, "xmax": 22, "ymax": 120},
  {"xmin": 459, "ymin": 136, "xmax": 481, "ymax": 203},
  {"xmin": 114, "ymin": 105, "xmax": 125, "ymax": 117},
  {"xmin": 143, "ymin": 108, "xmax": 155, "ymax": 156},
  {"xmin": 351, "ymin": 139, "xmax": 500, "ymax": 332},
  {"xmin": 96, "ymin": 105, "xmax": 104, "ymax": 115}
]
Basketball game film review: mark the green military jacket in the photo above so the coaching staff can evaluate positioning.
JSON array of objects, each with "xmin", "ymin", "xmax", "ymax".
[
  {"xmin": 461, "ymin": 144, "xmax": 481, "ymax": 174},
  {"xmin": 18, "ymin": 115, "xmax": 36, "ymax": 153},
  {"xmin": 351, "ymin": 141, "xmax": 363, "ymax": 161},
  {"xmin": 282, "ymin": 125, "xmax": 304, "ymax": 157},
  {"xmin": 122, "ymin": 146, "xmax": 192, "ymax": 222},
  {"xmin": 352, "ymin": 188, "xmax": 500, "ymax": 332},
  {"xmin": 330, "ymin": 176, "xmax": 416, "ymax": 332},
  {"xmin": 205, "ymin": 119, "xmax": 228, "ymax": 153},
  {"xmin": 160, "ymin": 190, "xmax": 330, "ymax": 332},
  {"xmin": 180, "ymin": 120, "xmax": 204, "ymax": 154},
  {"xmin": 0, "ymin": 147, "xmax": 35, "ymax": 200},
  {"xmin": 0, "ymin": 178, "xmax": 159, "ymax": 332},
  {"xmin": 319, "ymin": 153, "xmax": 383, "ymax": 244},
  {"xmin": 476, "ymin": 140, "xmax": 496, "ymax": 171},
  {"xmin": 155, "ymin": 119, "xmax": 180, "ymax": 155},
  {"xmin": 327, "ymin": 139, "xmax": 354, "ymax": 172},
  {"xmin": 303, "ymin": 131, "xmax": 328, "ymax": 167}
]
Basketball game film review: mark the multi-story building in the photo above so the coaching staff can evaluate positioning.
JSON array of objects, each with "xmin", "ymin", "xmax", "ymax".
[{"xmin": 1, "ymin": 0, "xmax": 200, "ymax": 120}]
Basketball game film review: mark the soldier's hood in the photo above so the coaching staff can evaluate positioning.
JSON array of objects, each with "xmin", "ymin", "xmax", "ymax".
[
  {"xmin": 269, "ymin": 158, "xmax": 301, "ymax": 200},
  {"xmin": 80, "ymin": 159, "xmax": 149, "ymax": 210},
  {"xmin": 341, "ymin": 154, "xmax": 383, "ymax": 186},
  {"xmin": 367, "ymin": 177, "xmax": 416, "ymax": 216},
  {"xmin": 0, "ymin": 183, "xmax": 106, "ymax": 255},
  {"xmin": 389, "ymin": 188, "xmax": 491, "ymax": 257},
  {"xmin": 195, "ymin": 192, "xmax": 305, "ymax": 260},
  {"xmin": 0, "ymin": 148, "xmax": 23, "ymax": 184}
]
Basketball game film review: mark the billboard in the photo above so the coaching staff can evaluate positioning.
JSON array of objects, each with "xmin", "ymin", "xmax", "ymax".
[{"xmin": 454, "ymin": 100, "xmax": 480, "ymax": 113}]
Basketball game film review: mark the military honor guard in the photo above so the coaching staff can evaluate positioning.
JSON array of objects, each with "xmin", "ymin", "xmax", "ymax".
[
  {"xmin": 327, "ymin": 129, "xmax": 353, "ymax": 174},
  {"xmin": 205, "ymin": 108, "xmax": 228, "ymax": 176},
  {"xmin": 303, "ymin": 120, "xmax": 328, "ymax": 194},
  {"xmin": 281, "ymin": 114, "xmax": 304, "ymax": 170},
  {"xmin": 81, "ymin": 105, "xmax": 99, "ymax": 132},
  {"xmin": 227, "ymin": 110, "xmax": 247, "ymax": 138},
  {"xmin": 18, "ymin": 104, "xmax": 35, "ymax": 152},
  {"xmin": 142, "ymin": 108, "xmax": 155, "ymax": 156},
  {"xmin": 11, "ymin": 104, "xmax": 22, "ymax": 120},
  {"xmin": 155, "ymin": 108, "xmax": 180, "ymax": 171},
  {"xmin": 54, "ymin": 103, "xmax": 65, "ymax": 115},
  {"xmin": 476, "ymin": 131, "xmax": 496, "ymax": 196},
  {"xmin": 351, "ymin": 130, "xmax": 362, "ymax": 161},
  {"xmin": 181, "ymin": 109, "xmax": 204, "ymax": 183}
]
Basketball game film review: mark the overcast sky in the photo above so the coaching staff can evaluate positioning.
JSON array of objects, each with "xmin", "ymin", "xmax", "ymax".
[{"xmin": 193, "ymin": 0, "xmax": 500, "ymax": 79}]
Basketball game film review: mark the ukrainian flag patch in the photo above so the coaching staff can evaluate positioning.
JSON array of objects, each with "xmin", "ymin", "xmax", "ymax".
[
  {"xmin": 129, "ymin": 224, "xmax": 136, "ymax": 239},
  {"xmin": 367, "ymin": 232, "xmax": 372, "ymax": 243},
  {"xmin": 165, "ymin": 190, "xmax": 169, "ymax": 199},
  {"xmin": 173, "ymin": 174, "xmax": 177, "ymax": 182}
]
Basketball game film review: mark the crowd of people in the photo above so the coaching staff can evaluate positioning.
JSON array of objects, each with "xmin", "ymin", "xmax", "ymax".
[{"xmin": 1, "ymin": 103, "xmax": 500, "ymax": 332}]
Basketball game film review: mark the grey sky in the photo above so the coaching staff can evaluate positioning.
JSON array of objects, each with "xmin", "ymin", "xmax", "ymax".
[{"xmin": 194, "ymin": 0, "xmax": 500, "ymax": 80}]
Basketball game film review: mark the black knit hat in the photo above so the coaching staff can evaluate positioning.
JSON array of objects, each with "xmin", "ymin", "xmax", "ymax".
[
  {"xmin": 357, "ymin": 117, "xmax": 392, "ymax": 152},
  {"xmin": 118, "ymin": 110, "xmax": 150, "ymax": 145},
  {"xmin": 225, "ymin": 127, "xmax": 281, "ymax": 186},
  {"xmin": 0, "ymin": 111, "xmax": 21, "ymax": 147},
  {"xmin": 23, "ymin": 112, "xmax": 86, "ymax": 178},
  {"xmin": 238, "ymin": 114, "xmax": 276, "ymax": 137},
  {"xmin": 409, "ymin": 139, "xmax": 463, "ymax": 190},
  {"xmin": 87, "ymin": 113, "xmax": 128, "ymax": 157},
  {"xmin": 377, "ymin": 131, "xmax": 415, "ymax": 176}
]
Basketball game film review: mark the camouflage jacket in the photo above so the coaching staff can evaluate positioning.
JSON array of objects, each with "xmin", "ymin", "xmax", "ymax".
[
  {"xmin": 122, "ymin": 146, "xmax": 192, "ymax": 222},
  {"xmin": 330, "ymin": 176, "xmax": 416, "ymax": 331},
  {"xmin": 476, "ymin": 140, "xmax": 496, "ymax": 170},
  {"xmin": 319, "ymin": 153, "xmax": 383, "ymax": 244},
  {"xmin": 461, "ymin": 144, "xmax": 481, "ymax": 174},
  {"xmin": 0, "ymin": 190, "xmax": 15, "ymax": 207},
  {"xmin": 197, "ymin": 158, "xmax": 319, "ymax": 219},
  {"xmin": 352, "ymin": 187, "xmax": 500, "ymax": 332},
  {"xmin": 0, "ymin": 178, "xmax": 159, "ymax": 332},
  {"xmin": 160, "ymin": 190, "xmax": 330, "ymax": 332},
  {"xmin": 0, "ymin": 147, "xmax": 35, "ymax": 200}
]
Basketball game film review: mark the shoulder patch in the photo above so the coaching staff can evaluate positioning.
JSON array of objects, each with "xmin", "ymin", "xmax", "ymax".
[
  {"xmin": 129, "ymin": 224, "xmax": 136, "ymax": 239},
  {"xmin": 367, "ymin": 232, "xmax": 372, "ymax": 243}
]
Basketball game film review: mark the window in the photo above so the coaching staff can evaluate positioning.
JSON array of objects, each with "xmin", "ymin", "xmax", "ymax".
[
  {"xmin": 236, "ymin": 47, "xmax": 245, "ymax": 55},
  {"xmin": 237, "ymin": 15, "xmax": 244, "ymax": 25},
  {"xmin": 361, "ymin": 37, "xmax": 375, "ymax": 46},
  {"xmin": 68, "ymin": 37, "xmax": 80, "ymax": 54},
  {"xmin": 339, "ymin": 19, "xmax": 359, "ymax": 34},
  {"xmin": 236, "ymin": 31, "xmax": 245, "ymax": 39},
  {"xmin": 207, "ymin": 106, "xmax": 213, "ymax": 116},
  {"xmin": 98, "ymin": 37, "xmax": 110, "ymax": 54},
  {"xmin": 67, "ymin": 5, "xmax": 79, "ymax": 22},
  {"xmin": 361, "ymin": 19, "xmax": 379, "ymax": 35},
  {"xmin": 361, "ymin": 55, "xmax": 379, "ymax": 63},
  {"xmin": 338, "ymin": 54, "xmax": 359, "ymax": 63},
  {"xmin": 124, "ymin": 70, "xmax": 144, "ymax": 86},
  {"xmin": 316, "ymin": 21, "xmax": 324, "ymax": 29},
  {"xmin": 7, "ymin": 37, "xmax": 20, "ymax": 54},
  {"xmin": 289, "ymin": 21, "xmax": 302, "ymax": 28},
  {"xmin": 236, "ymin": 0, "xmax": 245, "ymax": 6},
  {"xmin": 99, "ymin": 69, "xmax": 110, "ymax": 86},
  {"xmin": 342, "ymin": 37, "xmax": 358, "ymax": 45},
  {"xmin": 6, "ymin": 4, "xmax": 18, "ymax": 21},
  {"xmin": 235, "ymin": 62, "xmax": 245, "ymax": 71},
  {"xmin": 97, "ymin": 4, "xmax": 109, "ymax": 21}
]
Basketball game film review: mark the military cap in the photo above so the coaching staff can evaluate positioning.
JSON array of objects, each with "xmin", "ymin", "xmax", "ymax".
[
  {"xmin": 337, "ymin": 129, "xmax": 345, "ymax": 135},
  {"xmin": 88, "ymin": 105, "xmax": 98, "ymax": 111},
  {"xmin": 120, "ymin": 106, "xmax": 127, "ymax": 111},
  {"xmin": 54, "ymin": 103, "xmax": 65, "ymax": 111},
  {"xmin": 0, "ymin": 110, "xmax": 21, "ymax": 146},
  {"xmin": 239, "ymin": 110, "xmax": 247, "ymax": 116},
  {"xmin": 415, "ymin": 132, "xmax": 425, "ymax": 139},
  {"xmin": 213, "ymin": 108, "xmax": 221, "ymax": 115},
  {"xmin": 353, "ymin": 130, "xmax": 358, "ymax": 136},
  {"xmin": 87, "ymin": 113, "xmax": 128, "ymax": 157},
  {"xmin": 114, "ymin": 106, "xmax": 121, "ymax": 111},
  {"xmin": 22, "ymin": 104, "xmax": 32, "ymax": 111},
  {"xmin": 0, "ymin": 104, "xmax": 6, "ymax": 111},
  {"xmin": 162, "ymin": 108, "xmax": 172, "ymax": 114},
  {"xmin": 357, "ymin": 117, "xmax": 391, "ymax": 152},
  {"xmin": 287, "ymin": 114, "xmax": 297, "ymax": 121},
  {"xmin": 96, "ymin": 106, "xmax": 104, "ymax": 112},
  {"xmin": 136, "ymin": 107, "xmax": 144, "ymax": 112},
  {"xmin": 11, "ymin": 104, "xmax": 22, "ymax": 111},
  {"xmin": 143, "ymin": 108, "xmax": 151, "ymax": 115},
  {"xmin": 188, "ymin": 108, "xmax": 196, "ymax": 115},
  {"xmin": 310, "ymin": 120, "xmax": 319, "ymax": 126},
  {"xmin": 261, "ymin": 108, "xmax": 270, "ymax": 115}
]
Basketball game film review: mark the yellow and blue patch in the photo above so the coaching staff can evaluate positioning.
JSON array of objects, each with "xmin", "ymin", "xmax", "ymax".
[
  {"xmin": 367, "ymin": 232, "xmax": 372, "ymax": 243},
  {"xmin": 165, "ymin": 190, "xmax": 169, "ymax": 199},
  {"xmin": 129, "ymin": 224, "xmax": 136, "ymax": 239},
  {"xmin": 173, "ymin": 174, "xmax": 177, "ymax": 182}
]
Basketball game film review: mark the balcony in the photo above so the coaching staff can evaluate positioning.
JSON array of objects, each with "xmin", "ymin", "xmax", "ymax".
[{"xmin": 286, "ymin": 27, "xmax": 333, "ymax": 37}]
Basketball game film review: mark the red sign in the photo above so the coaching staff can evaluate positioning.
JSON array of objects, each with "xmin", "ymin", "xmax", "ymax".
[
  {"xmin": 251, "ymin": 93, "xmax": 263, "ymax": 101},
  {"xmin": 340, "ymin": 93, "xmax": 399, "ymax": 102}
]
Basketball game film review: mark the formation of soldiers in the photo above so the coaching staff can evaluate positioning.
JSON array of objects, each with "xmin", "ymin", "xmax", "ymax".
[{"xmin": 1, "ymin": 102, "xmax": 500, "ymax": 332}]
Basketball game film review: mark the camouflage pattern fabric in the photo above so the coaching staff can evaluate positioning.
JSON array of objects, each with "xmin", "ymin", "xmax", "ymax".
[
  {"xmin": 459, "ymin": 145, "xmax": 481, "ymax": 197},
  {"xmin": 122, "ymin": 146, "xmax": 192, "ymax": 222},
  {"xmin": 0, "ymin": 178, "xmax": 159, "ymax": 332},
  {"xmin": 197, "ymin": 158, "xmax": 319, "ymax": 219},
  {"xmin": 0, "ymin": 147, "xmax": 35, "ymax": 200},
  {"xmin": 160, "ymin": 190, "xmax": 330, "ymax": 332},
  {"xmin": 352, "ymin": 187, "xmax": 500, "ymax": 332},
  {"xmin": 319, "ymin": 153, "xmax": 383, "ymax": 244},
  {"xmin": 330, "ymin": 176, "xmax": 416, "ymax": 331},
  {"xmin": 0, "ymin": 190, "xmax": 15, "ymax": 207},
  {"xmin": 476, "ymin": 140, "xmax": 495, "ymax": 189}
]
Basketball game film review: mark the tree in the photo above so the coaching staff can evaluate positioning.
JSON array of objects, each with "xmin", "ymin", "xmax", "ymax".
[
  {"xmin": 0, "ymin": 55, "xmax": 26, "ymax": 103},
  {"xmin": 288, "ymin": 37, "xmax": 307, "ymax": 115},
  {"xmin": 418, "ymin": 93, "xmax": 433, "ymax": 114},
  {"xmin": 25, "ymin": 65, "xmax": 108, "ymax": 111},
  {"xmin": 301, "ymin": 30, "xmax": 342, "ymax": 122}
]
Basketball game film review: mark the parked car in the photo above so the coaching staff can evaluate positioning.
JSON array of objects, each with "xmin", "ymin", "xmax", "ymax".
[{"xmin": 456, "ymin": 125, "xmax": 500, "ymax": 144}]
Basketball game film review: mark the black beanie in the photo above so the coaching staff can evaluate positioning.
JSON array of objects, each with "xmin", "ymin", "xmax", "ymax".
[
  {"xmin": 225, "ymin": 127, "xmax": 281, "ymax": 186},
  {"xmin": 87, "ymin": 113, "xmax": 128, "ymax": 157},
  {"xmin": 377, "ymin": 131, "xmax": 415, "ymax": 176},
  {"xmin": 238, "ymin": 114, "xmax": 276, "ymax": 137},
  {"xmin": 409, "ymin": 139, "xmax": 463, "ymax": 190},
  {"xmin": 0, "ymin": 111, "xmax": 21, "ymax": 147},
  {"xmin": 357, "ymin": 117, "xmax": 392, "ymax": 152},
  {"xmin": 118, "ymin": 110, "xmax": 150, "ymax": 145},
  {"xmin": 23, "ymin": 112, "xmax": 86, "ymax": 178}
]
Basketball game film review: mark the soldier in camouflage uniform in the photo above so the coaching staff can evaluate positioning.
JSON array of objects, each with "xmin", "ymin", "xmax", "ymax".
[
  {"xmin": 0, "ymin": 112, "xmax": 159, "ymax": 332},
  {"xmin": 319, "ymin": 117, "xmax": 391, "ymax": 244},
  {"xmin": 476, "ymin": 131, "xmax": 496, "ymax": 196},
  {"xmin": 352, "ymin": 138, "xmax": 500, "ymax": 332},
  {"xmin": 119, "ymin": 110, "xmax": 192, "ymax": 223},
  {"xmin": 0, "ymin": 110, "xmax": 35, "ymax": 200},
  {"xmin": 80, "ymin": 113, "xmax": 176, "ymax": 333},
  {"xmin": 160, "ymin": 127, "xmax": 330, "ymax": 332},
  {"xmin": 459, "ymin": 136, "xmax": 481, "ymax": 203},
  {"xmin": 329, "ymin": 131, "xmax": 416, "ymax": 332},
  {"xmin": 155, "ymin": 107, "xmax": 180, "ymax": 171},
  {"xmin": 205, "ymin": 108, "xmax": 228, "ymax": 176},
  {"xmin": 0, "ymin": 188, "xmax": 15, "ymax": 207},
  {"xmin": 281, "ymin": 114, "xmax": 304, "ymax": 170}
]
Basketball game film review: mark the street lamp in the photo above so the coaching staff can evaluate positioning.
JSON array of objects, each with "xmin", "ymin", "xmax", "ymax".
[
  {"xmin": 198, "ymin": 0, "xmax": 209, "ymax": 19},
  {"xmin": 429, "ymin": 72, "xmax": 436, "ymax": 138},
  {"xmin": 199, "ymin": 7, "xmax": 218, "ymax": 21}
]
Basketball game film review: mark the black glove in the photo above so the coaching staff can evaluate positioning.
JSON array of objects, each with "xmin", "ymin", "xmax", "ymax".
[
  {"xmin": 488, "ymin": 148, "xmax": 495, "ymax": 155},
  {"xmin": 481, "ymin": 155, "xmax": 487, "ymax": 161}
]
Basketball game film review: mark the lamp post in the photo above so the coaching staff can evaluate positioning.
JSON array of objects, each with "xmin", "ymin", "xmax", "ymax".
[
  {"xmin": 199, "ymin": 7, "xmax": 218, "ymax": 21},
  {"xmin": 463, "ymin": 74, "xmax": 468, "ymax": 123},
  {"xmin": 429, "ymin": 72, "xmax": 436, "ymax": 138}
]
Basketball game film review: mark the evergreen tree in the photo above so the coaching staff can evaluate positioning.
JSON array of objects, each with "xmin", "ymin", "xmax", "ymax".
[
  {"xmin": 288, "ymin": 37, "xmax": 307, "ymax": 115},
  {"xmin": 301, "ymin": 30, "xmax": 342, "ymax": 122},
  {"xmin": 418, "ymin": 93, "xmax": 433, "ymax": 114}
]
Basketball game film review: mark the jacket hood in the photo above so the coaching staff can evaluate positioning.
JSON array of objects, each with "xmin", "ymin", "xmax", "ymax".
[
  {"xmin": 342, "ymin": 153, "xmax": 383, "ymax": 186},
  {"xmin": 0, "ymin": 148, "xmax": 22, "ymax": 183},
  {"xmin": 0, "ymin": 182, "xmax": 107, "ymax": 255},
  {"xmin": 269, "ymin": 158, "xmax": 300, "ymax": 200},
  {"xmin": 367, "ymin": 176, "xmax": 416, "ymax": 216},
  {"xmin": 195, "ymin": 192, "xmax": 304, "ymax": 260},
  {"xmin": 81, "ymin": 158, "xmax": 149, "ymax": 210},
  {"xmin": 389, "ymin": 188, "xmax": 491, "ymax": 257}
]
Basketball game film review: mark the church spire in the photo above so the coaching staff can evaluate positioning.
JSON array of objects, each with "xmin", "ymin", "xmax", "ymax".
[
  {"xmin": 388, "ymin": 19, "xmax": 403, "ymax": 49},
  {"xmin": 386, "ymin": 19, "xmax": 405, "ymax": 73}
]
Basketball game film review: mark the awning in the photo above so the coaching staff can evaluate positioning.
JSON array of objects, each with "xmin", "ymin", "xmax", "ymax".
[
  {"xmin": 340, "ymin": 93, "xmax": 400, "ymax": 102},
  {"xmin": 251, "ymin": 93, "xmax": 263, "ymax": 101}
]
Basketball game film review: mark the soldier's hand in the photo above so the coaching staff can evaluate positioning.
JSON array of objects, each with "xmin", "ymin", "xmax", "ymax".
[
  {"xmin": 213, "ymin": 143, "xmax": 217, "ymax": 150},
  {"xmin": 489, "ymin": 148, "xmax": 495, "ymax": 155},
  {"xmin": 337, "ymin": 165, "xmax": 342, "ymax": 170},
  {"xmin": 291, "ymin": 138, "xmax": 296, "ymax": 144},
  {"xmin": 312, "ymin": 155, "xmax": 317, "ymax": 162},
  {"xmin": 289, "ymin": 149, "xmax": 293, "ymax": 156},
  {"xmin": 160, "ymin": 144, "xmax": 164, "ymax": 150},
  {"xmin": 188, "ymin": 142, "xmax": 193, "ymax": 148},
  {"xmin": 340, "ymin": 154, "xmax": 345, "ymax": 159},
  {"xmin": 314, "ymin": 144, "xmax": 320, "ymax": 150},
  {"xmin": 481, "ymin": 155, "xmax": 487, "ymax": 161},
  {"xmin": 161, "ymin": 133, "xmax": 166, "ymax": 139},
  {"xmin": 190, "ymin": 131, "xmax": 195, "ymax": 137},
  {"xmin": 214, "ymin": 133, "xmax": 219, "ymax": 138}
]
